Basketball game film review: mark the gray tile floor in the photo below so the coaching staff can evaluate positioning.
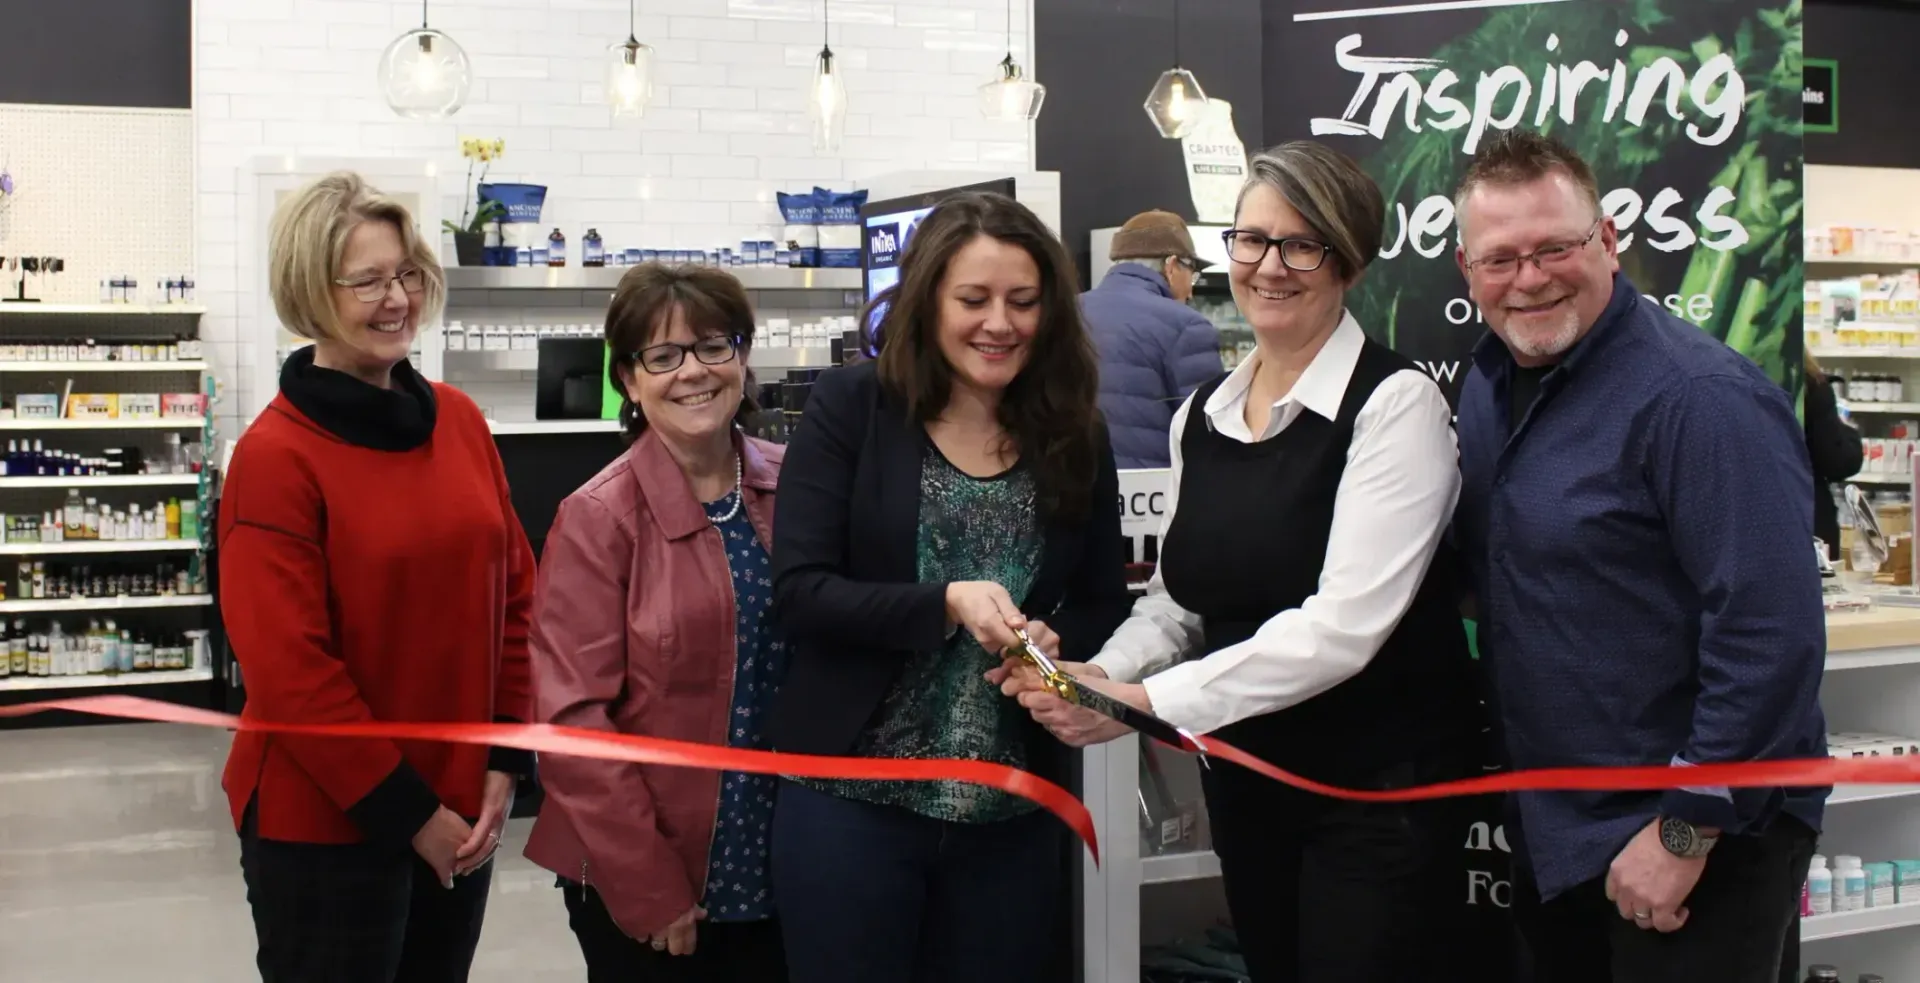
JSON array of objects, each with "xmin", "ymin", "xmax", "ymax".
[{"xmin": 0, "ymin": 723, "xmax": 584, "ymax": 983}]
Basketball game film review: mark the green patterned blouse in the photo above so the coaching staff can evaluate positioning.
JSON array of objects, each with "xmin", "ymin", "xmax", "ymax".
[{"xmin": 806, "ymin": 445, "xmax": 1044, "ymax": 823}]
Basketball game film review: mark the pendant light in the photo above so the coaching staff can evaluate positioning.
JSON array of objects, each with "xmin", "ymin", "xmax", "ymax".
[
  {"xmin": 809, "ymin": 0, "xmax": 848, "ymax": 153},
  {"xmin": 1143, "ymin": 0, "xmax": 1207, "ymax": 140},
  {"xmin": 378, "ymin": 0, "xmax": 472, "ymax": 121},
  {"xmin": 606, "ymin": 0, "xmax": 655, "ymax": 119},
  {"xmin": 978, "ymin": 0, "xmax": 1045, "ymax": 122}
]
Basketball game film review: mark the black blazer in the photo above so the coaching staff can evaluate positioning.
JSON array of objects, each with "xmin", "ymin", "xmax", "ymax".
[
  {"xmin": 767, "ymin": 360, "xmax": 1134, "ymax": 765},
  {"xmin": 1805, "ymin": 374, "xmax": 1864, "ymax": 557}
]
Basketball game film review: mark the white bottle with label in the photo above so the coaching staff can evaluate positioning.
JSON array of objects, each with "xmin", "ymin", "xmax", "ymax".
[
  {"xmin": 1838, "ymin": 855, "xmax": 1868, "ymax": 912},
  {"xmin": 1808, "ymin": 855, "xmax": 1833, "ymax": 915}
]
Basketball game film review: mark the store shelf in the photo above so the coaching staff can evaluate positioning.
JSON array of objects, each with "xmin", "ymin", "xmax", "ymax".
[
  {"xmin": 0, "ymin": 667, "xmax": 212, "ymax": 692},
  {"xmin": 487, "ymin": 419, "xmax": 622, "ymax": 435},
  {"xmin": 0, "ymin": 475, "xmax": 199, "ymax": 489},
  {"xmin": 445, "ymin": 267, "xmax": 862, "ymax": 292},
  {"xmin": 1830, "ymin": 784, "xmax": 1920, "ymax": 806},
  {"xmin": 0, "ymin": 418, "xmax": 205, "ymax": 431},
  {"xmin": 1849, "ymin": 403, "xmax": 1920, "ymax": 414},
  {"xmin": 0, "ymin": 360, "xmax": 207, "ymax": 373},
  {"xmin": 0, "ymin": 539, "xmax": 199, "ymax": 555},
  {"xmin": 1804, "ymin": 901, "xmax": 1920, "ymax": 942},
  {"xmin": 0, "ymin": 594, "xmax": 211, "ymax": 615},
  {"xmin": 1846, "ymin": 474, "xmax": 1910, "ymax": 487},
  {"xmin": 453, "ymin": 346, "xmax": 842, "ymax": 373},
  {"xmin": 0, "ymin": 303, "xmax": 206, "ymax": 316},
  {"xmin": 1141, "ymin": 850, "xmax": 1221, "ymax": 885},
  {"xmin": 1809, "ymin": 257, "xmax": 1920, "ymax": 268},
  {"xmin": 1809, "ymin": 347, "xmax": 1920, "ymax": 361}
]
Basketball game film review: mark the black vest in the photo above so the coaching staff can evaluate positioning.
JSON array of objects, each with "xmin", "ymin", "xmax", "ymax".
[{"xmin": 1158, "ymin": 339, "xmax": 1477, "ymax": 783}]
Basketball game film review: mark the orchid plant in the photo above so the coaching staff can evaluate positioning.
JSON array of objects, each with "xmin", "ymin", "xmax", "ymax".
[
  {"xmin": 443, "ymin": 137, "xmax": 506, "ymax": 236},
  {"xmin": 0, "ymin": 160, "xmax": 15, "ymax": 217}
]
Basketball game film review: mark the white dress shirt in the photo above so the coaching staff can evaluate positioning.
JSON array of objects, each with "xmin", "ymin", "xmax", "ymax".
[{"xmin": 1088, "ymin": 311, "xmax": 1461, "ymax": 737}]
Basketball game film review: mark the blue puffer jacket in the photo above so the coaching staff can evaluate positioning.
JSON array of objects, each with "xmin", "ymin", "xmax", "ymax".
[{"xmin": 1081, "ymin": 264, "xmax": 1223, "ymax": 468}]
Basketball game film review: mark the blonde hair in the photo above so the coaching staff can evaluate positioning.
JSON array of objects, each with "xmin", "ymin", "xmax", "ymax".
[{"xmin": 268, "ymin": 171, "xmax": 446, "ymax": 342}]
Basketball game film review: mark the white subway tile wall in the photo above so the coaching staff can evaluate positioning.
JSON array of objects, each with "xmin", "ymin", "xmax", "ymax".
[{"xmin": 196, "ymin": 0, "xmax": 1034, "ymax": 435}]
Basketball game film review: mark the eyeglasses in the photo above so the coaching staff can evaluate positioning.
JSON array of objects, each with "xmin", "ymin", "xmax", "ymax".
[
  {"xmin": 1221, "ymin": 230, "xmax": 1331, "ymax": 272},
  {"xmin": 627, "ymin": 335, "xmax": 740, "ymax": 375},
  {"xmin": 1463, "ymin": 220, "xmax": 1603, "ymax": 282},
  {"xmin": 333, "ymin": 269, "xmax": 426, "ymax": 302},
  {"xmin": 1172, "ymin": 256, "xmax": 1202, "ymax": 273}
]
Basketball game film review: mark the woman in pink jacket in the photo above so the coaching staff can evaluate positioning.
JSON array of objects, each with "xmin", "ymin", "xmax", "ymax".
[{"xmin": 523, "ymin": 263, "xmax": 787, "ymax": 982}]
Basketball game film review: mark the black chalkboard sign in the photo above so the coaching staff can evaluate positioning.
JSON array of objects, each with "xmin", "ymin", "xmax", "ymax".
[{"xmin": 0, "ymin": 0, "xmax": 190, "ymax": 109}]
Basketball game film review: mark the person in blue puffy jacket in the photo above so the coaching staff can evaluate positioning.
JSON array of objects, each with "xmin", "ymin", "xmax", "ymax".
[{"xmin": 1082, "ymin": 211, "xmax": 1224, "ymax": 468}]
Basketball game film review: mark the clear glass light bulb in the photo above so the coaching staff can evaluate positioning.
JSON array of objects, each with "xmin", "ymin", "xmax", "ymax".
[
  {"xmin": 377, "ymin": 27, "xmax": 471, "ymax": 121},
  {"xmin": 808, "ymin": 48, "xmax": 847, "ymax": 152},
  {"xmin": 605, "ymin": 39, "xmax": 654, "ymax": 119},
  {"xmin": 1144, "ymin": 67, "xmax": 1208, "ymax": 139}
]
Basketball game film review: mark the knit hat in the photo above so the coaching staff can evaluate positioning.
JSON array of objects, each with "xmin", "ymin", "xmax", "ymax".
[{"xmin": 1110, "ymin": 210, "xmax": 1211, "ymax": 270}]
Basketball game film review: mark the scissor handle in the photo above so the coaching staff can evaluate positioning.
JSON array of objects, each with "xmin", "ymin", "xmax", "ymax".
[{"xmin": 1003, "ymin": 638, "xmax": 1079, "ymax": 702}]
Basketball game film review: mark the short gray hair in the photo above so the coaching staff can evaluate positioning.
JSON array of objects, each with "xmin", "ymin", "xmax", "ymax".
[
  {"xmin": 1234, "ymin": 141, "xmax": 1384, "ymax": 279},
  {"xmin": 1112, "ymin": 258, "xmax": 1167, "ymax": 274}
]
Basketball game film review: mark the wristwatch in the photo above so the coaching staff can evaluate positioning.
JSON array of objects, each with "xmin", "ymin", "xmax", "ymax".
[{"xmin": 1658, "ymin": 816, "xmax": 1719, "ymax": 858}]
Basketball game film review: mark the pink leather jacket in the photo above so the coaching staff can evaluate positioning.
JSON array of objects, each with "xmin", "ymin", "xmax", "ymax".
[{"xmin": 522, "ymin": 429, "xmax": 784, "ymax": 939}]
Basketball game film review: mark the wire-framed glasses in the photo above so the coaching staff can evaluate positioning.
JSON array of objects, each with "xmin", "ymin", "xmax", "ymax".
[
  {"xmin": 333, "ymin": 269, "xmax": 425, "ymax": 302},
  {"xmin": 1463, "ymin": 220, "xmax": 1603, "ymax": 282}
]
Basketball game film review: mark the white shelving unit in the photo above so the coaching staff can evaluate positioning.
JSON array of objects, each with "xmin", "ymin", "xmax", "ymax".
[
  {"xmin": 0, "ymin": 594, "xmax": 210, "ymax": 615},
  {"xmin": 1806, "ymin": 902, "xmax": 1920, "ymax": 944},
  {"xmin": 0, "ymin": 667, "xmax": 212, "ymax": 692},
  {"xmin": 0, "ymin": 361, "xmax": 208, "ymax": 373},
  {"xmin": 486, "ymin": 419, "xmax": 623, "ymax": 436},
  {"xmin": 0, "ymin": 418, "xmax": 204, "ymax": 431},
  {"xmin": 0, "ymin": 304, "xmax": 207, "ymax": 317},
  {"xmin": 1852, "ymin": 403, "xmax": 1920, "ymax": 415},
  {"xmin": 0, "ymin": 539, "xmax": 200, "ymax": 555},
  {"xmin": 0, "ymin": 475, "xmax": 198, "ymax": 489}
]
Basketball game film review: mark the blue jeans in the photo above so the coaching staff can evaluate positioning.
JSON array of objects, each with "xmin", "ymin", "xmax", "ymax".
[{"xmin": 771, "ymin": 779, "xmax": 1066, "ymax": 983}]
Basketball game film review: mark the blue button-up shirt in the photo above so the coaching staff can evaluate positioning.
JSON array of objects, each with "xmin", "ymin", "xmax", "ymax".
[{"xmin": 1455, "ymin": 275, "xmax": 1827, "ymax": 901}]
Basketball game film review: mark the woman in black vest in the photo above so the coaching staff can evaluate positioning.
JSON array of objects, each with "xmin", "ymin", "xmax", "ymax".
[
  {"xmin": 999, "ymin": 142, "xmax": 1481, "ymax": 982},
  {"xmin": 766, "ymin": 191, "xmax": 1133, "ymax": 983}
]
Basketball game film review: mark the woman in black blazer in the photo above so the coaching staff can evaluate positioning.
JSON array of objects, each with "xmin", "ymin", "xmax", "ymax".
[{"xmin": 767, "ymin": 191, "xmax": 1132, "ymax": 983}]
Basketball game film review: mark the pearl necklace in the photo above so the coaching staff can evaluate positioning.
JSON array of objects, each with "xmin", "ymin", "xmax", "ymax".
[{"xmin": 707, "ymin": 454, "xmax": 744, "ymax": 525}]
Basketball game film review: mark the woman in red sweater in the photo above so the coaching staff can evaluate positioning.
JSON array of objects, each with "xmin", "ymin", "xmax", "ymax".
[{"xmin": 219, "ymin": 171, "xmax": 535, "ymax": 983}]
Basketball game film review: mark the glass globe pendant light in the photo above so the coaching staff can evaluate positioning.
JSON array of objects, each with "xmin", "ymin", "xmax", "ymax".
[
  {"xmin": 809, "ymin": 0, "xmax": 848, "ymax": 152},
  {"xmin": 978, "ymin": 0, "xmax": 1044, "ymax": 122},
  {"xmin": 378, "ymin": 0, "xmax": 472, "ymax": 121},
  {"xmin": 607, "ymin": 0, "xmax": 655, "ymax": 119},
  {"xmin": 1144, "ymin": 0, "xmax": 1207, "ymax": 139}
]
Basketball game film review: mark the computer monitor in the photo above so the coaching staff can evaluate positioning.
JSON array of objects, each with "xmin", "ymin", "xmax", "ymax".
[{"xmin": 859, "ymin": 177, "xmax": 1017, "ymax": 355}]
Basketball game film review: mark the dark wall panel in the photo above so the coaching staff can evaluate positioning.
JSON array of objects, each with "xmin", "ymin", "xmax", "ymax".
[
  {"xmin": 1806, "ymin": 0, "xmax": 1920, "ymax": 167},
  {"xmin": 0, "ymin": 0, "xmax": 191, "ymax": 109},
  {"xmin": 1037, "ymin": 0, "xmax": 1264, "ymax": 287}
]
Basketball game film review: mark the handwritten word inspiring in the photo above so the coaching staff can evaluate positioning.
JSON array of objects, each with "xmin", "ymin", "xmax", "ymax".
[{"xmin": 1313, "ymin": 30, "xmax": 1745, "ymax": 155}]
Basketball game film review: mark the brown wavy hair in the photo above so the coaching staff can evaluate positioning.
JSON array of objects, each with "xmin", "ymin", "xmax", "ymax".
[
  {"xmin": 871, "ymin": 191, "xmax": 1101, "ymax": 518},
  {"xmin": 603, "ymin": 263, "xmax": 758, "ymax": 443}
]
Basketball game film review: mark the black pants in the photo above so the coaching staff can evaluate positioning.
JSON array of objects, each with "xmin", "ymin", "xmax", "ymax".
[
  {"xmin": 770, "ymin": 779, "xmax": 1066, "ymax": 983},
  {"xmin": 238, "ymin": 811, "xmax": 491, "ymax": 983},
  {"xmin": 1201, "ymin": 748, "xmax": 1471, "ymax": 983},
  {"xmin": 1512, "ymin": 816, "xmax": 1816, "ymax": 983},
  {"xmin": 560, "ymin": 880, "xmax": 786, "ymax": 983}
]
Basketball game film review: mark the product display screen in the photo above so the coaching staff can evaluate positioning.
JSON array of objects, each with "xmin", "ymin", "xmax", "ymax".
[{"xmin": 860, "ymin": 178, "xmax": 1015, "ymax": 354}]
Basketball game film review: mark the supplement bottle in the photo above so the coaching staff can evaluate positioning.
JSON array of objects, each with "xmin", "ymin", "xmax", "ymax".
[
  {"xmin": 1808, "ymin": 855, "xmax": 1832, "ymax": 915},
  {"xmin": 548, "ymin": 228, "xmax": 567, "ymax": 267}
]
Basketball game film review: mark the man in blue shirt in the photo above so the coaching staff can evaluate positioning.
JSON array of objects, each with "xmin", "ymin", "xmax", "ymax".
[{"xmin": 1451, "ymin": 130, "xmax": 1825, "ymax": 983}]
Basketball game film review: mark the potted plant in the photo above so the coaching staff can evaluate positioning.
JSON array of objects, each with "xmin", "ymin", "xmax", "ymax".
[{"xmin": 442, "ymin": 138, "xmax": 505, "ymax": 267}]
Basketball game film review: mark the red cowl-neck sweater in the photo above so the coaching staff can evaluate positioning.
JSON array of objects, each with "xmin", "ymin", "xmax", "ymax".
[{"xmin": 220, "ymin": 353, "xmax": 533, "ymax": 846}]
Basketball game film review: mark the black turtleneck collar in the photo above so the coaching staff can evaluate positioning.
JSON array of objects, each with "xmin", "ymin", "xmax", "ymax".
[{"xmin": 279, "ymin": 345, "xmax": 438, "ymax": 451}]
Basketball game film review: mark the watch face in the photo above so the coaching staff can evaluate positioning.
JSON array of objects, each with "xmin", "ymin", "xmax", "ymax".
[{"xmin": 1660, "ymin": 817, "xmax": 1696, "ymax": 855}]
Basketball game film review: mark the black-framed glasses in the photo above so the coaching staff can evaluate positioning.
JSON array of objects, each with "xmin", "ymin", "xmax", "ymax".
[
  {"xmin": 1463, "ymin": 219, "xmax": 1603, "ymax": 282},
  {"xmin": 333, "ymin": 268, "xmax": 426, "ymax": 302},
  {"xmin": 1221, "ymin": 230, "xmax": 1331, "ymax": 272},
  {"xmin": 627, "ymin": 335, "xmax": 740, "ymax": 375}
]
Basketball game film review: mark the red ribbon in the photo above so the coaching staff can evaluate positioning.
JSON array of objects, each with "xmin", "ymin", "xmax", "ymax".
[
  {"xmin": 0, "ymin": 695, "xmax": 1102, "ymax": 864},
  {"xmin": 8, "ymin": 695, "xmax": 1916, "ymax": 862}
]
